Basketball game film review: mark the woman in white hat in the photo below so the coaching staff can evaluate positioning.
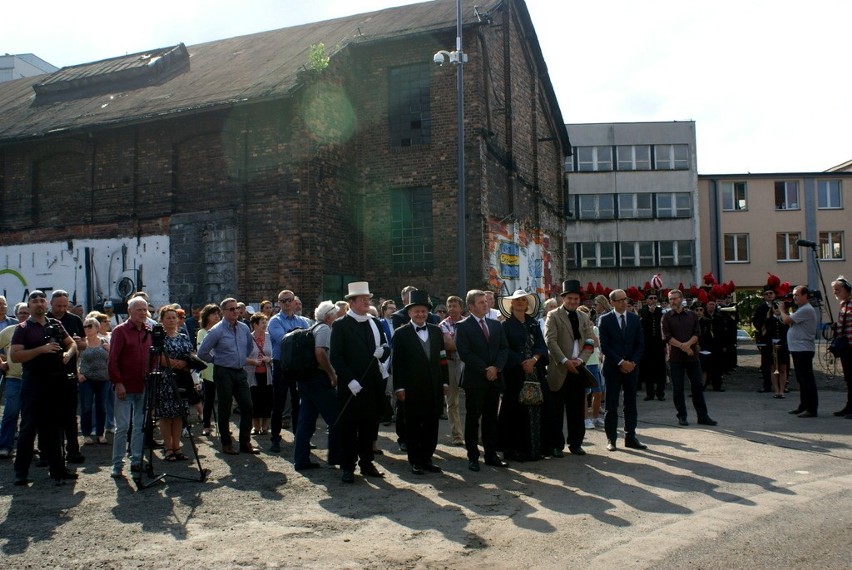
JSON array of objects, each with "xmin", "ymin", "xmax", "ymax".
[{"xmin": 497, "ymin": 289, "xmax": 549, "ymax": 461}]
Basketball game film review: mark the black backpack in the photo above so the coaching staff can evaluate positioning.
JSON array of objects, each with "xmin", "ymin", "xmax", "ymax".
[{"xmin": 281, "ymin": 323, "xmax": 321, "ymax": 376}]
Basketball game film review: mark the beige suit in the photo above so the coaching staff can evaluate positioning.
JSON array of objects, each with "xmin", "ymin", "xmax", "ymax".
[{"xmin": 544, "ymin": 306, "xmax": 596, "ymax": 391}]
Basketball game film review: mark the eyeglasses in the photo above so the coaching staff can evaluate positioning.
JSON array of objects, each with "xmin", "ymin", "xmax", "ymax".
[
  {"xmin": 611, "ymin": 297, "xmax": 627, "ymax": 302},
  {"xmin": 278, "ymin": 298, "xmax": 294, "ymax": 303},
  {"xmin": 28, "ymin": 292, "xmax": 47, "ymax": 300},
  {"xmin": 225, "ymin": 306, "xmax": 239, "ymax": 312}
]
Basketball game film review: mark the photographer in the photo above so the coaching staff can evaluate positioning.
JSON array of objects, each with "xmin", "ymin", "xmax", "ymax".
[
  {"xmin": 10, "ymin": 291, "xmax": 78, "ymax": 486},
  {"xmin": 781, "ymin": 286, "xmax": 819, "ymax": 417}
]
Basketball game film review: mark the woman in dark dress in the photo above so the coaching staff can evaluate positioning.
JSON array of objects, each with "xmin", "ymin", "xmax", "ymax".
[
  {"xmin": 497, "ymin": 290, "xmax": 549, "ymax": 461},
  {"xmin": 157, "ymin": 305, "xmax": 199, "ymax": 461}
]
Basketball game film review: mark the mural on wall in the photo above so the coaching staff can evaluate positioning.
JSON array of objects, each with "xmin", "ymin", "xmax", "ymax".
[
  {"xmin": 485, "ymin": 218, "xmax": 553, "ymax": 297},
  {"xmin": 0, "ymin": 237, "xmax": 170, "ymax": 311}
]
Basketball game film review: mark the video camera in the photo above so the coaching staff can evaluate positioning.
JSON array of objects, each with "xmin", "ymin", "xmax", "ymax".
[
  {"xmin": 43, "ymin": 322, "xmax": 64, "ymax": 347},
  {"xmin": 150, "ymin": 323, "xmax": 166, "ymax": 350}
]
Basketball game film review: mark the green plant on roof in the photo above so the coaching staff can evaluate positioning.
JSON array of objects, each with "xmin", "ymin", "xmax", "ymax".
[{"xmin": 308, "ymin": 43, "xmax": 330, "ymax": 71}]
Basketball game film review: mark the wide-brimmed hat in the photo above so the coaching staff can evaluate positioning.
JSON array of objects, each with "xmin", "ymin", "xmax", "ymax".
[
  {"xmin": 560, "ymin": 279, "xmax": 582, "ymax": 297},
  {"xmin": 404, "ymin": 290, "xmax": 433, "ymax": 311},
  {"xmin": 498, "ymin": 289, "xmax": 541, "ymax": 319},
  {"xmin": 345, "ymin": 281, "xmax": 373, "ymax": 299}
]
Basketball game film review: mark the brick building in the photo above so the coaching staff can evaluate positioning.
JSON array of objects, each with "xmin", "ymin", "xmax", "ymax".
[{"xmin": 0, "ymin": 0, "xmax": 570, "ymax": 312}]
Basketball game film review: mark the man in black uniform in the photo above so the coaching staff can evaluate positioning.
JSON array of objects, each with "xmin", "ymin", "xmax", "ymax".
[
  {"xmin": 639, "ymin": 289, "xmax": 667, "ymax": 401},
  {"xmin": 751, "ymin": 285, "xmax": 777, "ymax": 393}
]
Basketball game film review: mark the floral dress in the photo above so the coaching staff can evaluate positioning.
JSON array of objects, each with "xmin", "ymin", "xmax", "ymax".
[{"xmin": 154, "ymin": 333, "xmax": 194, "ymax": 418}]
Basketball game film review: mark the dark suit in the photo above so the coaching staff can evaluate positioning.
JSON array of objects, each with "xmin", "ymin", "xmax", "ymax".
[
  {"xmin": 599, "ymin": 311, "xmax": 644, "ymax": 443},
  {"xmin": 639, "ymin": 305, "xmax": 667, "ymax": 399},
  {"xmin": 456, "ymin": 315, "xmax": 508, "ymax": 461},
  {"xmin": 329, "ymin": 314, "xmax": 390, "ymax": 472},
  {"xmin": 392, "ymin": 322, "xmax": 448, "ymax": 467}
]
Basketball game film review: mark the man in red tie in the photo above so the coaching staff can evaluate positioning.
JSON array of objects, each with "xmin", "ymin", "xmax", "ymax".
[{"xmin": 455, "ymin": 290, "xmax": 509, "ymax": 472}]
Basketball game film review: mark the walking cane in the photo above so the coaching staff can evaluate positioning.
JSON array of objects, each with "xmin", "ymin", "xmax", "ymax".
[{"xmin": 331, "ymin": 356, "xmax": 380, "ymax": 428}]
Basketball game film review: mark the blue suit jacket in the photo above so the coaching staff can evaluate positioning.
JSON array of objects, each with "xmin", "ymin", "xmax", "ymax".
[{"xmin": 599, "ymin": 311, "xmax": 644, "ymax": 378}]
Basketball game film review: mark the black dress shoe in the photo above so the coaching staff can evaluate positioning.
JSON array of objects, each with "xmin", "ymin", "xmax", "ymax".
[
  {"xmin": 568, "ymin": 447, "xmax": 587, "ymax": 456},
  {"xmin": 360, "ymin": 463, "xmax": 384, "ymax": 478},
  {"xmin": 50, "ymin": 469, "xmax": 79, "ymax": 480},
  {"xmin": 833, "ymin": 408, "xmax": 849, "ymax": 417},
  {"xmin": 789, "ymin": 408, "xmax": 804, "ymax": 415},
  {"xmin": 484, "ymin": 456, "xmax": 509, "ymax": 468},
  {"xmin": 624, "ymin": 437, "xmax": 647, "ymax": 450},
  {"xmin": 552, "ymin": 448, "xmax": 564, "ymax": 458},
  {"xmin": 14, "ymin": 474, "xmax": 31, "ymax": 486},
  {"xmin": 295, "ymin": 462, "xmax": 321, "ymax": 471},
  {"xmin": 606, "ymin": 440, "xmax": 617, "ymax": 452},
  {"xmin": 797, "ymin": 411, "xmax": 817, "ymax": 418},
  {"xmin": 423, "ymin": 463, "xmax": 443, "ymax": 473},
  {"xmin": 66, "ymin": 452, "xmax": 85, "ymax": 464},
  {"xmin": 677, "ymin": 416, "xmax": 689, "ymax": 426},
  {"xmin": 697, "ymin": 417, "xmax": 718, "ymax": 426},
  {"xmin": 657, "ymin": 396, "xmax": 666, "ymax": 401},
  {"xmin": 341, "ymin": 470, "xmax": 355, "ymax": 484},
  {"xmin": 239, "ymin": 444, "xmax": 262, "ymax": 454},
  {"xmin": 468, "ymin": 460, "xmax": 480, "ymax": 472},
  {"xmin": 643, "ymin": 396, "xmax": 655, "ymax": 401},
  {"xmin": 410, "ymin": 464, "xmax": 424, "ymax": 475}
]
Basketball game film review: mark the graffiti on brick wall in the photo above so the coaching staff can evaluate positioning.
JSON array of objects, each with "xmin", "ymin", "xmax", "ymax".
[
  {"xmin": 485, "ymin": 218, "xmax": 553, "ymax": 297},
  {"xmin": 0, "ymin": 237, "xmax": 170, "ymax": 312}
]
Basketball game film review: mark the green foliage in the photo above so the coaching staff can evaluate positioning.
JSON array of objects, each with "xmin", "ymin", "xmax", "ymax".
[{"xmin": 308, "ymin": 43, "xmax": 330, "ymax": 71}]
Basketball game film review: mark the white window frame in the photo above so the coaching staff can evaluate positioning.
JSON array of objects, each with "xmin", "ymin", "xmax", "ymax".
[
  {"xmin": 774, "ymin": 181, "xmax": 799, "ymax": 211},
  {"xmin": 776, "ymin": 232, "xmax": 801, "ymax": 261},
  {"xmin": 577, "ymin": 194, "xmax": 615, "ymax": 220},
  {"xmin": 721, "ymin": 182, "xmax": 748, "ymax": 211},
  {"xmin": 817, "ymin": 180, "xmax": 843, "ymax": 209},
  {"xmin": 579, "ymin": 242, "xmax": 617, "ymax": 268},
  {"xmin": 818, "ymin": 231, "xmax": 844, "ymax": 260},
  {"xmin": 654, "ymin": 144, "xmax": 689, "ymax": 170},
  {"xmin": 618, "ymin": 193, "xmax": 653, "ymax": 219},
  {"xmin": 656, "ymin": 192, "xmax": 692, "ymax": 218},
  {"xmin": 724, "ymin": 233, "xmax": 750, "ymax": 263},
  {"xmin": 616, "ymin": 145, "xmax": 651, "ymax": 171},
  {"xmin": 619, "ymin": 241, "xmax": 655, "ymax": 267},
  {"xmin": 658, "ymin": 240, "xmax": 694, "ymax": 267}
]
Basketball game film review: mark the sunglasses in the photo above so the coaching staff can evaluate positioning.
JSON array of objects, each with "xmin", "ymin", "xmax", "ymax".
[
  {"xmin": 225, "ymin": 307, "xmax": 239, "ymax": 312},
  {"xmin": 84, "ymin": 324, "xmax": 98, "ymax": 328},
  {"xmin": 278, "ymin": 298, "xmax": 294, "ymax": 303},
  {"xmin": 647, "ymin": 296, "xmax": 657, "ymax": 300},
  {"xmin": 28, "ymin": 292, "xmax": 47, "ymax": 300}
]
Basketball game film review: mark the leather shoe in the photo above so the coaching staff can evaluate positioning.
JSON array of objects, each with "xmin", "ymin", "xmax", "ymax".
[
  {"xmin": 14, "ymin": 474, "xmax": 31, "ymax": 486},
  {"xmin": 66, "ymin": 452, "xmax": 85, "ymax": 464},
  {"xmin": 568, "ymin": 447, "xmax": 587, "ymax": 456},
  {"xmin": 788, "ymin": 408, "xmax": 804, "ymax": 415},
  {"xmin": 295, "ymin": 462, "xmax": 321, "ymax": 471},
  {"xmin": 239, "ymin": 444, "xmax": 262, "ymax": 454},
  {"xmin": 423, "ymin": 463, "xmax": 442, "ymax": 473},
  {"xmin": 643, "ymin": 396, "xmax": 655, "ymax": 401},
  {"xmin": 410, "ymin": 464, "xmax": 424, "ymax": 475},
  {"xmin": 833, "ymin": 408, "xmax": 849, "ymax": 417},
  {"xmin": 697, "ymin": 417, "xmax": 718, "ymax": 426},
  {"xmin": 51, "ymin": 469, "xmax": 78, "ymax": 480},
  {"xmin": 797, "ymin": 411, "xmax": 817, "ymax": 418},
  {"xmin": 606, "ymin": 440, "xmax": 617, "ymax": 452},
  {"xmin": 222, "ymin": 444, "xmax": 239, "ymax": 455},
  {"xmin": 359, "ymin": 463, "xmax": 384, "ymax": 478},
  {"xmin": 468, "ymin": 460, "xmax": 480, "ymax": 472},
  {"xmin": 269, "ymin": 440, "xmax": 281, "ymax": 452},
  {"xmin": 624, "ymin": 437, "xmax": 648, "ymax": 450},
  {"xmin": 341, "ymin": 470, "xmax": 355, "ymax": 484},
  {"xmin": 484, "ymin": 456, "xmax": 509, "ymax": 468},
  {"xmin": 677, "ymin": 416, "xmax": 689, "ymax": 426},
  {"xmin": 657, "ymin": 396, "xmax": 666, "ymax": 401},
  {"xmin": 552, "ymin": 448, "xmax": 564, "ymax": 458}
]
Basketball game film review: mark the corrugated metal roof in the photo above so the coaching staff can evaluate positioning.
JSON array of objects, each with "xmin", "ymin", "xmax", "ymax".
[{"xmin": 0, "ymin": 0, "xmax": 566, "ymax": 148}]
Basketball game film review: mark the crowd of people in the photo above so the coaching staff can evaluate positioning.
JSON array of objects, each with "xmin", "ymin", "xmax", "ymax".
[{"xmin": 1, "ymin": 272, "xmax": 850, "ymax": 487}]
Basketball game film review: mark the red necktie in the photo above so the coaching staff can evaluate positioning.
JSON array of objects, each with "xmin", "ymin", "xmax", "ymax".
[{"xmin": 479, "ymin": 318, "xmax": 490, "ymax": 341}]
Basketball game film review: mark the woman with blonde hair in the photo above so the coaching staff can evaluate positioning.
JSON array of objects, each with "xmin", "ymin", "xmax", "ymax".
[{"xmin": 78, "ymin": 316, "xmax": 111, "ymax": 444}]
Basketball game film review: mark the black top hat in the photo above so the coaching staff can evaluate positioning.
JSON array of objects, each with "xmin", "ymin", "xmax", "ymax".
[
  {"xmin": 762, "ymin": 284, "xmax": 776, "ymax": 292},
  {"xmin": 560, "ymin": 279, "xmax": 582, "ymax": 296},
  {"xmin": 404, "ymin": 290, "xmax": 433, "ymax": 311}
]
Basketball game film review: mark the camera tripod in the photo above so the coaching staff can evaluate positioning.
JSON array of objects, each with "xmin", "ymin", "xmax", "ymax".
[{"xmin": 135, "ymin": 344, "xmax": 208, "ymax": 490}]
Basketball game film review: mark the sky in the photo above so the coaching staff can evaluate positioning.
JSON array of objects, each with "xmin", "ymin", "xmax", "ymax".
[{"xmin": 4, "ymin": 0, "xmax": 850, "ymax": 174}]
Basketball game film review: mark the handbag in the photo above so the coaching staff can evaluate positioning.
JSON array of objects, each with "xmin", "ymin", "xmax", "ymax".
[
  {"xmin": 829, "ymin": 335, "xmax": 847, "ymax": 357},
  {"xmin": 519, "ymin": 374, "xmax": 544, "ymax": 406}
]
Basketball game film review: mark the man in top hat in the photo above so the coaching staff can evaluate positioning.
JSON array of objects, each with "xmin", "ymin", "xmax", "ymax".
[
  {"xmin": 544, "ymin": 279, "xmax": 596, "ymax": 456},
  {"xmin": 392, "ymin": 291, "xmax": 449, "ymax": 474},
  {"xmin": 330, "ymin": 282, "xmax": 391, "ymax": 483}
]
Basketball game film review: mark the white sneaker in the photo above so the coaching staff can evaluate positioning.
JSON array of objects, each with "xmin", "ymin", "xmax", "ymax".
[
  {"xmin": 84, "ymin": 436, "xmax": 95, "ymax": 445},
  {"xmin": 594, "ymin": 418, "xmax": 605, "ymax": 428},
  {"xmin": 584, "ymin": 418, "xmax": 594, "ymax": 429}
]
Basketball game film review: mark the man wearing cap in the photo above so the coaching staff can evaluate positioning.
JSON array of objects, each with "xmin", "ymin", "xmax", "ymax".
[
  {"xmin": 544, "ymin": 280, "xmax": 596, "ymax": 456},
  {"xmin": 392, "ymin": 291, "xmax": 449, "ymax": 474},
  {"xmin": 267, "ymin": 289, "xmax": 311, "ymax": 453},
  {"xmin": 599, "ymin": 289, "xmax": 646, "ymax": 451},
  {"xmin": 330, "ymin": 282, "xmax": 391, "ymax": 483},
  {"xmin": 102, "ymin": 300, "xmax": 122, "ymax": 330},
  {"xmin": 456, "ymin": 289, "xmax": 509, "ymax": 471},
  {"xmin": 639, "ymin": 289, "xmax": 667, "ymax": 401},
  {"xmin": 752, "ymin": 285, "xmax": 778, "ymax": 393}
]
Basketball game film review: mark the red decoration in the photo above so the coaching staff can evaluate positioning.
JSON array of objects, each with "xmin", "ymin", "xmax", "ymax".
[{"xmin": 703, "ymin": 271, "xmax": 717, "ymax": 286}]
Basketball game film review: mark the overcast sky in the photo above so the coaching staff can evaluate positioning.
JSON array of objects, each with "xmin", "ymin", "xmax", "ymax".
[{"xmin": 5, "ymin": 0, "xmax": 849, "ymax": 173}]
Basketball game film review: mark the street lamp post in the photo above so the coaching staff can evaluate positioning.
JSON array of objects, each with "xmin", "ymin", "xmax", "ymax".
[{"xmin": 434, "ymin": 0, "xmax": 468, "ymax": 297}]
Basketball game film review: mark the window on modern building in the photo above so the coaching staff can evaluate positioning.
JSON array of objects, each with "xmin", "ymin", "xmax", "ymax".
[
  {"xmin": 391, "ymin": 187, "xmax": 433, "ymax": 272},
  {"xmin": 723, "ymin": 233, "xmax": 749, "ymax": 262},
  {"xmin": 817, "ymin": 180, "xmax": 842, "ymax": 209},
  {"xmin": 388, "ymin": 64, "xmax": 431, "ymax": 147},
  {"xmin": 654, "ymin": 144, "xmax": 689, "ymax": 170},
  {"xmin": 774, "ymin": 181, "xmax": 799, "ymax": 210},
  {"xmin": 656, "ymin": 192, "xmax": 692, "ymax": 218},
  {"xmin": 617, "ymin": 193, "xmax": 653, "ymax": 219},
  {"xmin": 818, "ymin": 231, "xmax": 844, "ymax": 260},
  {"xmin": 565, "ymin": 243, "xmax": 578, "ymax": 268},
  {"xmin": 575, "ymin": 146, "xmax": 613, "ymax": 172},
  {"xmin": 619, "ymin": 241, "xmax": 655, "ymax": 267},
  {"xmin": 616, "ymin": 145, "xmax": 651, "ymax": 171},
  {"xmin": 576, "ymin": 194, "xmax": 615, "ymax": 220},
  {"xmin": 579, "ymin": 242, "xmax": 617, "ymax": 268},
  {"xmin": 658, "ymin": 240, "xmax": 694, "ymax": 266},
  {"xmin": 776, "ymin": 232, "xmax": 801, "ymax": 261},
  {"xmin": 721, "ymin": 182, "xmax": 747, "ymax": 211}
]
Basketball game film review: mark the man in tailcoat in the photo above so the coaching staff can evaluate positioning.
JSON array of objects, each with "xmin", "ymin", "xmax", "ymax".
[
  {"xmin": 599, "ymin": 289, "xmax": 646, "ymax": 451},
  {"xmin": 330, "ymin": 281, "xmax": 390, "ymax": 484},
  {"xmin": 456, "ymin": 289, "xmax": 509, "ymax": 472},
  {"xmin": 392, "ymin": 291, "xmax": 449, "ymax": 474}
]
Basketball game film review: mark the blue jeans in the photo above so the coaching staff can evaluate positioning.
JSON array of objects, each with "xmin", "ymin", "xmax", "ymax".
[
  {"xmin": 112, "ymin": 391, "xmax": 146, "ymax": 471},
  {"xmin": 669, "ymin": 360, "xmax": 708, "ymax": 420},
  {"xmin": 79, "ymin": 380, "xmax": 111, "ymax": 437},
  {"xmin": 0, "ymin": 376, "xmax": 22, "ymax": 451},
  {"xmin": 105, "ymin": 384, "xmax": 115, "ymax": 430},
  {"xmin": 294, "ymin": 374, "xmax": 340, "ymax": 467}
]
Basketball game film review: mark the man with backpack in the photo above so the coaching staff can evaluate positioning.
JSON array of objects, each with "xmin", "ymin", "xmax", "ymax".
[{"xmin": 267, "ymin": 290, "xmax": 311, "ymax": 453}]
